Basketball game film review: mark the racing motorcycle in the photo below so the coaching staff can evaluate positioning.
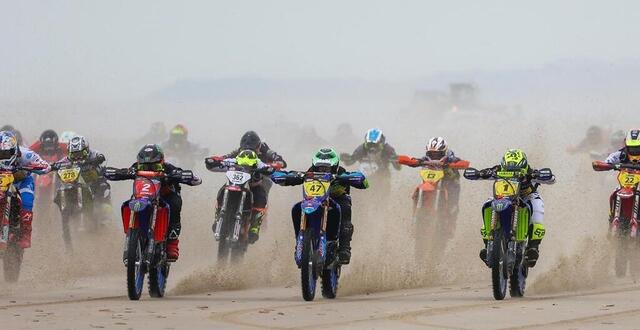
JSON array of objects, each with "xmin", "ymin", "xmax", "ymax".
[
  {"xmin": 114, "ymin": 168, "xmax": 183, "ymax": 300},
  {"xmin": 341, "ymin": 153, "xmax": 393, "ymax": 195},
  {"xmin": 397, "ymin": 155, "xmax": 469, "ymax": 261},
  {"xmin": 593, "ymin": 161, "xmax": 640, "ymax": 277},
  {"xmin": 206, "ymin": 157, "xmax": 277, "ymax": 264},
  {"xmin": 52, "ymin": 160, "xmax": 98, "ymax": 252},
  {"xmin": 464, "ymin": 167, "xmax": 553, "ymax": 300},
  {"xmin": 0, "ymin": 165, "xmax": 46, "ymax": 282},
  {"xmin": 271, "ymin": 171, "xmax": 363, "ymax": 301}
]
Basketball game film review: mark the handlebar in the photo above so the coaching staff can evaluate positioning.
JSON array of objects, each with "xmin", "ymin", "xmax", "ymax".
[{"xmin": 592, "ymin": 161, "xmax": 640, "ymax": 172}]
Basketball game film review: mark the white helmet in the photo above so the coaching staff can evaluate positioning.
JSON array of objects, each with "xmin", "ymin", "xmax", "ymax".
[
  {"xmin": 426, "ymin": 137, "xmax": 448, "ymax": 160},
  {"xmin": 68, "ymin": 135, "xmax": 90, "ymax": 161},
  {"xmin": 60, "ymin": 131, "xmax": 77, "ymax": 144},
  {"xmin": 0, "ymin": 131, "xmax": 18, "ymax": 168}
]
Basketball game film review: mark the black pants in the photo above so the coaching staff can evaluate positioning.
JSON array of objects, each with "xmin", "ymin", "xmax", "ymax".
[
  {"xmin": 291, "ymin": 195, "xmax": 352, "ymax": 241},
  {"xmin": 162, "ymin": 191, "xmax": 182, "ymax": 239}
]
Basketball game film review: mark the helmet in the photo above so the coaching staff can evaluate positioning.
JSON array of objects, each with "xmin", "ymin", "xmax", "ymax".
[
  {"xmin": 586, "ymin": 126, "xmax": 603, "ymax": 142},
  {"xmin": 625, "ymin": 129, "xmax": 640, "ymax": 158},
  {"xmin": 1, "ymin": 125, "xmax": 23, "ymax": 146},
  {"xmin": 236, "ymin": 149, "xmax": 258, "ymax": 167},
  {"xmin": 136, "ymin": 144, "xmax": 165, "ymax": 171},
  {"xmin": 68, "ymin": 135, "xmax": 90, "ymax": 161},
  {"xmin": 312, "ymin": 148, "xmax": 340, "ymax": 172},
  {"xmin": 426, "ymin": 137, "xmax": 448, "ymax": 160},
  {"xmin": 500, "ymin": 149, "xmax": 529, "ymax": 172},
  {"xmin": 60, "ymin": 131, "xmax": 77, "ymax": 144},
  {"xmin": 0, "ymin": 131, "xmax": 18, "ymax": 167},
  {"xmin": 169, "ymin": 124, "xmax": 188, "ymax": 142},
  {"xmin": 610, "ymin": 130, "xmax": 627, "ymax": 148},
  {"xmin": 364, "ymin": 128, "xmax": 385, "ymax": 151},
  {"xmin": 40, "ymin": 129, "xmax": 59, "ymax": 151},
  {"xmin": 240, "ymin": 131, "xmax": 261, "ymax": 150}
]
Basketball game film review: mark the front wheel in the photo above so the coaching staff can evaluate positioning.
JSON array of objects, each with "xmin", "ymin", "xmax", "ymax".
[
  {"xmin": 490, "ymin": 230, "xmax": 508, "ymax": 300},
  {"xmin": 126, "ymin": 228, "xmax": 145, "ymax": 300},
  {"xmin": 509, "ymin": 248, "xmax": 527, "ymax": 297},
  {"xmin": 3, "ymin": 242, "xmax": 24, "ymax": 282},
  {"xmin": 300, "ymin": 230, "xmax": 317, "ymax": 301},
  {"xmin": 148, "ymin": 263, "xmax": 170, "ymax": 298}
]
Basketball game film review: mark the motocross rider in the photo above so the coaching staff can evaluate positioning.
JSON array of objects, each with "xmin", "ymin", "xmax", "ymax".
[
  {"xmin": 30, "ymin": 130, "xmax": 68, "ymax": 163},
  {"xmin": 567, "ymin": 125, "xmax": 606, "ymax": 154},
  {"xmin": 0, "ymin": 131, "xmax": 50, "ymax": 248},
  {"xmin": 161, "ymin": 124, "xmax": 208, "ymax": 167},
  {"xmin": 137, "ymin": 121, "xmax": 167, "ymax": 145},
  {"xmin": 476, "ymin": 149, "xmax": 555, "ymax": 267},
  {"xmin": 52, "ymin": 136, "xmax": 112, "ymax": 223},
  {"xmin": 208, "ymin": 131, "xmax": 287, "ymax": 243},
  {"xmin": 271, "ymin": 148, "xmax": 368, "ymax": 264},
  {"xmin": 400, "ymin": 137, "xmax": 468, "ymax": 217},
  {"xmin": 105, "ymin": 144, "xmax": 202, "ymax": 261},
  {"xmin": 342, "ymin": 128, "xmax": 401, "ymax": 172},
  {"xmin": 603, "ymin": 129, "xmax": 640, "ymax": 218}
]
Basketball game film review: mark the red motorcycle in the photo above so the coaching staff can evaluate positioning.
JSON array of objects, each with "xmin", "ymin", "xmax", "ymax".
[
  {"xmin": 593, "ymin": 161, "xmax": 640, "ymax": 277},
  {"xmin": 117, "ymin": 169, "xmax": 174, "ymax": 300}
]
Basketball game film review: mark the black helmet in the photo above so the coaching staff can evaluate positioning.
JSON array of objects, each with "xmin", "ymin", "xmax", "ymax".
[
  {"xmin": 137, "ymin": 144, "xmax": 164, "ymax": 164},
  {"xmin": 40, "ymin": 129, "xmax": 59, "ymax": 150},
  {"xmin": 240, "ymin": 131, "xmax": 261, "ymax": 150}
]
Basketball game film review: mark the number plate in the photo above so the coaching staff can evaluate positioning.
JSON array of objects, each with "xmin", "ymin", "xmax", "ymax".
[
  {"xmin": 493, "ymin": 179, "xmax": 520, "ymax": 198},
  {"xmin": 226, "ymin": 171, "xmax": 251, "ymax": 185},
  {"xmin": 303, "ymin": 180, "xmax": 330, "ymax": 197},
  {"xmin": 419, "ymin": 169, "xmax": 444, "ymax": 183},
  {"xmin": 0, "ymin": 173, "xmax": 14, "ymax": 192},
  {"xmin": 58, "ymin": 167, "xmax": 81, "ymax": 183},
  {"xmin": 619, "ymin": 171, "xmax": 640, "ymax": 189}
]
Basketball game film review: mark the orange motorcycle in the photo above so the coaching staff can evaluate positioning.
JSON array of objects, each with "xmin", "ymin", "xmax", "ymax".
[{"xmin": 397, "ymin": 155, "xmax": 469, "ymax": 261}]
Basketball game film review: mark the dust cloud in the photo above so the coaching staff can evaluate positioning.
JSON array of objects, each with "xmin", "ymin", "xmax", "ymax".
[{"xmin": 1, "ymin": 81, "xmax": 638, "ymax": 300}]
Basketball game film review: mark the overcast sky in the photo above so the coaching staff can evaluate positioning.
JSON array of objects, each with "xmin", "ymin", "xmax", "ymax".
[{"xmin": 2, "ymin": 0, "xmax": 639, "ymax": 101}]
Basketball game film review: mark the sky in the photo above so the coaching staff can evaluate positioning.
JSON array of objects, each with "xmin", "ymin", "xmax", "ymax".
[{"xmin": 2, "ymin": 0, "xmax": 640, "ymax": 101}]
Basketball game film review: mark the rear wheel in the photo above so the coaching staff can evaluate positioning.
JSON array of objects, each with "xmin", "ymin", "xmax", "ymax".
[
  {"xmin": 491, "ymin": 230, "xmax": 508, "ymax": 300},
  {"xmin": 126, "ymin": 228, "xmax": 145, "ymax": 300},
  {"xmin": 300, "ymin": 230, "xmax": 317, "ymax": 301},
  {"xmin": 3, "ymin": 242, "xmax": 23, "ymax": 282}
]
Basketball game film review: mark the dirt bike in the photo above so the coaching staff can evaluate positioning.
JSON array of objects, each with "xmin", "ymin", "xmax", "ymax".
[
  {"xmin": 0, "ymin": 166, "xmax": 46, "ymax": 282},
  {"xmin": 115, "ymin": 169, "xmax": 181, "ymax": 300},
  {"xmin": 341, "ymin": 153, "xmax": 394, "ymax": 195},
  {"xmin": 272, "ymin": 171, "xmax": 363, "ymax": 301},
  {"xmin": 52, "ymin": 161, "xmax": 99, "ymax": 252},
  {"xmin": 207, "ymin": 158, "xmax": 276, "ymax": 264},
  {"xmin": 464, "ymin": 167, "xmax": 553, "ymax": 300},
  {"xmin": 398, "ymin": 156, "xmax": 469, "ymax": 262},
  {"xmin": 593, "ymin": 161, "xmax": 640, "ymax": 277}
]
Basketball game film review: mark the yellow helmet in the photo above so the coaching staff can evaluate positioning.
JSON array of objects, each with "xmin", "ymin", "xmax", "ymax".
[
  {"xmin": 500, "ymin": 149, "xmax": 529, "ymax": 172},
  {"xmin": 236, "ymin": 149, "xmax": 258, "ymax": 167},
  {"xmin": 625, "ymin": 129, "xmax": 640, "ymax": 158}
]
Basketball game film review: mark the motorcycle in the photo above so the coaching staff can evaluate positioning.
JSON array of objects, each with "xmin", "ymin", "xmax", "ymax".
[
  {"xmin": 464, "ymin": 167, "xmax": 553, "ymax": 300},
  {"xmin": 341, "ymin": 153, "xmax": 393, "ymax": 195},
  {"xmin": 272, "ymin": 171, "xmax": 363, "ymax": 301},
  {"xmin": 115, "ymin": 168, "xmax": 183, "ymax": 300},
  {"xmin": 207, "ymin": 158, "xmax": 276, "ymax": 264},
  {"xmin": 593, "ymin": 161, "xmax": 640, "ymax": 277},
  {"xmin": 0, "ymin": 166, "xmax": 46, "ymax": 282},
  {"xmin": 397, "ymin": 156, "xmax": 469, "ymax": 261},
  {"xmin": 52, "ymin": 160, "xmax": 98, "ymax": 252}
]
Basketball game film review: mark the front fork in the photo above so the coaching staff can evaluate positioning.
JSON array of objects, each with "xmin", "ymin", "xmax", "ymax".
[
  {"xmin": 610, "ymin": 193, "xmax": 640, "ymax": 237},
  {"xmin": 0, "ymin": 196, "xmax": 11, "ymax": 248},
  {"xmin": 213, "ymin": 189, "xmax": 229, "ymax": 241},
  {"xmin": 486, "ymin": 206, "xmax": 519, "ymax": 273},
  {"xmin": 123, "ymin": 204, "xmax": 159, "ymax": 265},
  {"xmin": 231, "ymin": 191, "xmax": 246, "ymax": 242},
  {"xmin": 294, "ymin": 204, "xmax": 328, "ymax": 268}
]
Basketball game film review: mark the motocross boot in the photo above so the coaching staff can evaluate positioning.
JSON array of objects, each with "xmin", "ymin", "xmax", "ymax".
[
  {"xmin": 248, "ymin": 208, "xmax": 265, "ymax": 244},
  {"xmin": 338, "ymin": 222, "xmax": 354, "ymax": 264},
  {"xmin": 166, "ymin": 226, "xmax": 181, "ymax": 261},
  {"xmin": 19, "ymin": 210, "xmax": 33, "ymax": 249},
  {"xmin": 525, "ymin": 223, "xmax": 545, "ymax": 267},
  {"xmin": 479, "ymin": 239, "xmax": 488, "ymax": 266}
]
